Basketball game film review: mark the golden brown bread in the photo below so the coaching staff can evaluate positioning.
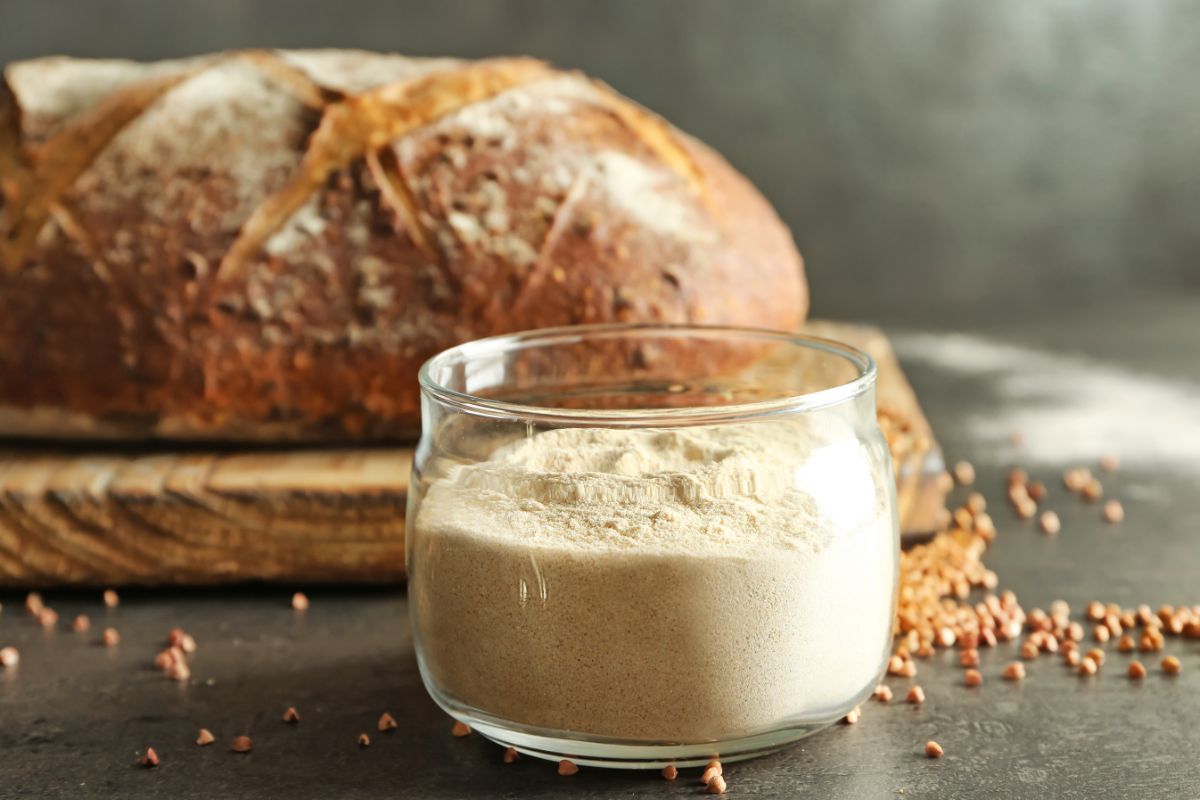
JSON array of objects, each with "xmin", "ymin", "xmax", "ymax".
[{"xmin": 0, "ymin": 50, "xmax": 807, "ymax": 441}]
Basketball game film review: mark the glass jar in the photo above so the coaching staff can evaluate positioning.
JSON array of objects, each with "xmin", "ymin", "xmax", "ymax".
[{"xmin": 407, "ymin": 324, "xmax": 898, "ymax": 768}]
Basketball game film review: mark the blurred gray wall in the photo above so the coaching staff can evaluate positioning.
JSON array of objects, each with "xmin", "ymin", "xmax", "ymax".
[{"xmin": 2, "ymin": 0, "xmax": 1197, "ymax": 322}]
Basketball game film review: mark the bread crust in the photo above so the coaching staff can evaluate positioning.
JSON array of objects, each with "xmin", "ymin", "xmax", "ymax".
[{"xmin": 0, "ymin": 50, "xmax": 806, "ymax": 441}]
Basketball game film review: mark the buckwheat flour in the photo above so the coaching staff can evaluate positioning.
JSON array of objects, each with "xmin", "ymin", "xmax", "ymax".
[{"xmin": 410, "ymin": 422, "xmax": 896, "ymax": 741}]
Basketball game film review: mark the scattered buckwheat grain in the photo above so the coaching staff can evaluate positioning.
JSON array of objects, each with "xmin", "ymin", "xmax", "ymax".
[
  {"xmin": 1064, "ymin": 468, "xmax": 1091, "ymax": 493},
  {"xmin": 964, "ymin": 669, "xmax": 983, "ymax": 687},
  {"xmin": 1103, "ymin": 500, "xmax": 1125, "ymax": 524},
  {"xmin": 843, "ymin": 706, "xmax": 861, "ymax": 724},
  {"xmin": 0, "ymin": 646, "xmax": 18, "ymax": 667},
  {"xmin": 102, "ymin": 627, "xmax": 120, "ymax": 647},
  {"xmin": 874, "ymin": 684, "xmax": 894, "ymax": 702},
  {"xmin": 661, "ymin": 764, "xmax": 677, "ymax": 780},
  {"xmin": 966, "ymin": 493, "xmax": 987, "ymax": 514},
  {"xmin": 1141, "ymin": 630, "xmax": 1165, "ymax": 653},
  {"xmin": 358, "ymin": 733, "xmax": 370, "ymax": 747},
  {"xmin": 505, "ymin": 747, "xmax": 521, "ymax": 764},
  {"xmin": 451, "ymin": 721, "xmax": 471, "ymax": 737},
  {"xmin": 1015, "ymin": 498, "xmax": 1038, "ymax": 519},
  {"xmin": 140, "ymin": 747, "xmax": 159, "ymax": 767},
  {"xmin": 168, "ymin": 660, "xmax": 190, "ymax": 682},
  {"xmin": 907, "ymin": 686, "xmax": 926, "ymax": 704},
  {"xmin": 72, "ymin": 614, "xmax": 90, "ymax": 633},
  {"xmin": 292, "ymin": 592, "xmax": 309, "ymax": 611},
  {"xmin": 283, "ymin": 707, "xmax": 301, "ymax": 724},
  {"xmin": 103, "ymin": 589, "xmax": 119, "ymax": 608},
  {"xmin": 231, "ymin": 736, "xmax": 252, "ymax": 753},
  {"xmin": 558, "ymin": 760, "xmax": 579, "ymax": 776},
  {"xmin": 707, "ymin": 774, "xmax": 728, "ymax": 794},
  {"xmin": 937, "ymin": 627, "xmax": 957, "ymax": 648},
  {"xmin": 196, "ymin": 728, "xmax": 215, "ymax": 746},
  {"xmin": 378, "ymin": 712, "xmax": 397, "ymax": 731},
  {"xmin": 153, "ymin": 648, "xmax": 178, "ymax": 671},
  {"xmin": 1003, "ymin": 662, "xmax": 1026, "ymax": 681},
  {"xmin": 1039, "ymin": 512, "xmax": 1061, "ymax": 535},
  {"xmin": 925, "ymin": 741, "xmax": 944, "ymax": 759},
  {"xmin": 1162, "ymin": 656, "xmax": 1182, "ymax": 675},
  {"xmin": 700, "ymin": 761, "xmax": 724, "ymax": 783},
  {"xmin": 1128, "ymin": 661, "xmax": 1147, "ymax": 680}
]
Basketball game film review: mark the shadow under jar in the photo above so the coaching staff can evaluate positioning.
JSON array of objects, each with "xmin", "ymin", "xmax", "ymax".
[{"xmin": 407, "ymin": 324, "xmax": 898, "ymax": 768}]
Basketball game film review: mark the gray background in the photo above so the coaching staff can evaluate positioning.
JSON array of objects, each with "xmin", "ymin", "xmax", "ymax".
[
  {"xmin": 2, "ymin": 0, "xmax": 1198, "ymax": 320},
  {"xmin": 3, "ymin": 4, "xmax": 1200, "ymax": 799}
]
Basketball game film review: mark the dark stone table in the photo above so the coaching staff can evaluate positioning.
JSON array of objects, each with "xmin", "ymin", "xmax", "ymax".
[{"xmin": 3, "ymin": 292, "xmax": 1200, "ymax": 799}]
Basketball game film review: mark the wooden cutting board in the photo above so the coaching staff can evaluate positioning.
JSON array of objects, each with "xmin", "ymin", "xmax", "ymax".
[{"xmin": 0, "ymin": 321, "xmax": 946, "ymax": 587}]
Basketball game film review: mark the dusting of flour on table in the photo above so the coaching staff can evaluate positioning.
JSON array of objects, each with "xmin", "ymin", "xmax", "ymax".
[
  {"xmin": 895, "ymin": 332, "xmax": 1200, "ymax": 473},
  {"xmin": 410, "ymin": 423, "xmax": 896, "ymax": 741}
]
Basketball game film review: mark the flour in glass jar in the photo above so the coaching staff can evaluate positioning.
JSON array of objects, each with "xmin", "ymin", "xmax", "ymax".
[{"xmin": 410, "ymin": 420, "xmax": 897, "ymax": 741}]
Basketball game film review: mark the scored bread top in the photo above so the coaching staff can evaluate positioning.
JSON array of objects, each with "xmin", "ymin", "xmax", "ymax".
[{"xmin": 0, "ymin": 50, "xmax": 806, "ymax": 441}]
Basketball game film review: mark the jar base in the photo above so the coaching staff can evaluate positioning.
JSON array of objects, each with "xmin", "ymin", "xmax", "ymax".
[
  {"xmin": 473, "ymin": 722, "xmax": 829, "ymax": 769},
  {"xmin": 438, "ymin": 699, "xmax": 839, "ymax": 769}
]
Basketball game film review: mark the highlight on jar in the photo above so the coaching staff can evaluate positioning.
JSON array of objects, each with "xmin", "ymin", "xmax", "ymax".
[{"xmin": 406, "ymin": 323, "xmax": 900, "ymax": 768}]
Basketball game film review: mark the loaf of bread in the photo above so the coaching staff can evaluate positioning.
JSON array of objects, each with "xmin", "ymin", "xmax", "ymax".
[{"xmin": 0, "ymin": 50, "xmax": 807, "ymax": 441}]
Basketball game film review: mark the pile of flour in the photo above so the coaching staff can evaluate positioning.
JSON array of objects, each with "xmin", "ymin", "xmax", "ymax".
[{"xmin": 410, "ymin": 422, "xmax": 896, "ymax": 741}]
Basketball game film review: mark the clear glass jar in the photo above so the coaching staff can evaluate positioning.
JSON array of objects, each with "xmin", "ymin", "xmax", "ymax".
[{"xmin": 407, "ymin": 324, "xmax": 898, "ymax": 768}]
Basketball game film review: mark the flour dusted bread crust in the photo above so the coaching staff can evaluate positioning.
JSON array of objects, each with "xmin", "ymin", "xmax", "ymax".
[{"xmin": 0, "ymin": 50, "xmax": 807, "ymax": 441}]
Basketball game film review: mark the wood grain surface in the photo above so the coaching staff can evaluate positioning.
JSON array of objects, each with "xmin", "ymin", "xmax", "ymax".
[
  {"xmin": 0, "ymin": 321, "xmax": 944, "ymax": 587},
  {"xmin": 0, "ymin": 450, "xmax": 410, "ymax": 587}
]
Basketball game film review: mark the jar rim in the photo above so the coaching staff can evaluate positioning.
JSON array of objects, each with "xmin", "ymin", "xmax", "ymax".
[{"xmin": 417, "ymin": 323, "xmax": 878, "ymax": 426}]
